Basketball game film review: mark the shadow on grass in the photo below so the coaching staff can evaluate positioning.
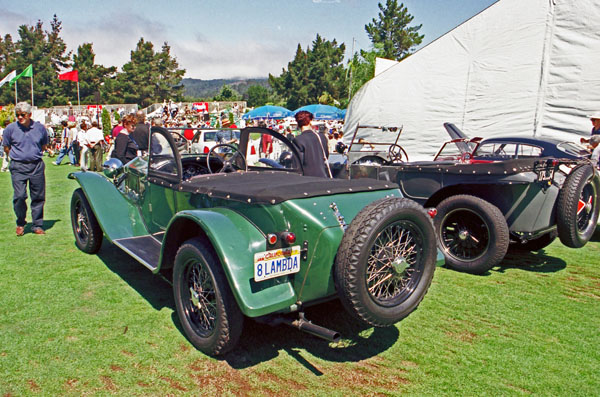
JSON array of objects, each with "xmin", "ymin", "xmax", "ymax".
[
  {"xmin": 222, "ymin": 299, "xmax": 399, "ymax": 370},
  {"xmin": 95, "ymin": 240, "xmax": 400, "ymax": 370},
  {"xmin": 22, "ymin": 219, "xmax": 60, "ymax": 233},
  {"xmin": 495, "ymin": 250, "xmax": 567, "ymax": 273},
  {"xmin": 96, "ymin": 238, "xmax": 175, "ymax": 311},
  {"xmin": 590, "ymin": 227, "xmax": 600, "ymax": 242}
]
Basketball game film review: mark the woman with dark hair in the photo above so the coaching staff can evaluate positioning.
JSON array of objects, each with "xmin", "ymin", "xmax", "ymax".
[
  {"xmin": 112, "ymin": 114, "xmax": 139, "ymax": 165},
  {"xmin": 292, "ymin": 111, "xmax": 331, "ymax": 178}
]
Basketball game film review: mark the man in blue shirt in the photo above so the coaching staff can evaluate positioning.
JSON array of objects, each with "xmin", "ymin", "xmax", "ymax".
[{"xmin": 2, "ymin": 102, "xmax": 49, "ymax": 236}]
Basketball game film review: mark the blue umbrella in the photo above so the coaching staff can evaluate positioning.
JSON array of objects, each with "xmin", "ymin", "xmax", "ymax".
[
  {"xmin": 242, "ymin": 105, "xmax": 291, "ymax": 120},
  {"xmin": 293, "ymin": 104, "xmax": 343, "ymax": 120}
]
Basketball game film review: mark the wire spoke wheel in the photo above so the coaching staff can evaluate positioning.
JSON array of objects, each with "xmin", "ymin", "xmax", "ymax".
[
  {"xmin": 335, "ymin": 198, "xmax": 437, "ymax": 326},
  {"xmin": 70, "ymin": 188, "xmax": 102, "ymax": 254},
  {"xmin": 366, "ymin": 220, "xmax": 424, "ymax": 306},
  {"xmin": 183, "ymin": 258, "xmax": 218, "ymax": 337},
  {"xmin": 173, "ymin": 238, "xmax": 243, "ymax": 355},
  {"xmin": 440, "ymin": 208, "xmax": 490, "ymax": 262},
  {"xmin": 74, "ymin": 200, "xmax": 91, "ymax": 245}
]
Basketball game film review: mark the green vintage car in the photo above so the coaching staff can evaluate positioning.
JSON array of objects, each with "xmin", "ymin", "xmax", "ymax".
[{"xmin": 69, "ymin": 126, "xmax": 438, "ymax": 355}]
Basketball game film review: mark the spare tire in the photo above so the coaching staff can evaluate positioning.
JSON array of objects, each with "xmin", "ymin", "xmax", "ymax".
[
  {"xmin": 556, "ymin": 164, "xmax": 600, "ymax": 248},
  {"xmin": 334, "ymin": 198, "xmax": 437, "ymax": 327}
]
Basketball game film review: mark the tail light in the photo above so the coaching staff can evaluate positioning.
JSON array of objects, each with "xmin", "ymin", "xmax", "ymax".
[
  {"xmin": 282, "ymin": 232, "xmax": 296, "ymax": 244},
  {"xmin": 203, "ymin": 146, "xmax": 209, "ymax": 154},
  {"xmin": 251, "ymin": 145, "xmax": 256, "ymax": 155},
  {"xmin": 267, "ymin": 233, "xmax": 278, "ymax": 245}
]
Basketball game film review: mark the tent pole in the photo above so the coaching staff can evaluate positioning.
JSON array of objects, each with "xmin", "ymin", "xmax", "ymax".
[
  {"xmin": 30, "ymin": 76, "xmax": 34, "ymax": 107},
  {"xmin": 77, "ymin": 81, "xmax": 80, "ymax": 107},
  {"xmin": 14, "ymin": 81, "xmax": 17, "ymax": 105}
]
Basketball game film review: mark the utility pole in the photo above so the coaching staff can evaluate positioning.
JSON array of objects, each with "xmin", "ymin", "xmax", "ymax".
[{"xmin": 348, "ymin": 37, "xmax": 356, "ymax": 102}]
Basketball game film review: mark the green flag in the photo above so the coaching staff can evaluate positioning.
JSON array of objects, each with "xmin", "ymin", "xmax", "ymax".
[{"xmin": 9, "ymin": 64, "xmax": 33, "ymax": 85}]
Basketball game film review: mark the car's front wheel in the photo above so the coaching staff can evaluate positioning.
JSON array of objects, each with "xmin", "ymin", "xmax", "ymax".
[
  {"xmin": 334, "ymin": 198, "xmax": 437, "ymax": 326},
  {"xmin": 70, "ymin": 188, "xmax": 103, "ymax": 254},
  {"xmin": 435, "ymin": 195, "xmax": 509, "ymax": 274},
  {"xmin": 173, "ymin": 238, "xmax": 243, "ymax": 356}
]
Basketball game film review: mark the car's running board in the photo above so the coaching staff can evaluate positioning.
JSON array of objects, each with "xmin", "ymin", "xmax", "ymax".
[{"xmin": 113, "ymin": 235, "xmax": 161, "ymax": 272}]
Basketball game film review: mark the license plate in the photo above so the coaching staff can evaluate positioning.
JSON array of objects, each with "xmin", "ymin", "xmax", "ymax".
[{"xmin": 254, "ymin": 245, "xmax": 301, "ymax": 282}]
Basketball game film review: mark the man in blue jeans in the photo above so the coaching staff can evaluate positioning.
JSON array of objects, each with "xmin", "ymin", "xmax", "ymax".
[{"xmin": 2, "ymin": 102, "xmax": 48, "ymax": 236}]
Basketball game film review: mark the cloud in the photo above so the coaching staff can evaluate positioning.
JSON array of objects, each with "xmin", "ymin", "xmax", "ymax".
[
  {"xmin": 172, "ymin": 38, "xmax": 295, "ymax": 79},
  {"xmin": 0, "ymin": 9, "xmax": 297, "ymax": 79}
]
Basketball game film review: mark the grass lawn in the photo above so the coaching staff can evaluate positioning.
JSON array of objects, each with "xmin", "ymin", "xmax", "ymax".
[{"xmin": 0, "ymin": 156, "xmax": 599, "ymax": 395}]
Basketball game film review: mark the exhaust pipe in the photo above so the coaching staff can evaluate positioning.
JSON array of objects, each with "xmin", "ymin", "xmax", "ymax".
[{"xmin": 282, "ymin": 312, "xmax": 341, "ymax": 343}]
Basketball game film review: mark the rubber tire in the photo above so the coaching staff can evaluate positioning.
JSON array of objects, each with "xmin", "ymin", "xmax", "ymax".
[
  {"xmin": 556, "ymin": 164, "xmax": 600, "ymax": 248},
  {"xmin": 334, "ymin": 198, "xmax": 437, "ymax": 327},
  {"xmin": 435, "ymin": 195, "xmax": 509, "ymax": 274},
  {"xmin": 70, "ymin": 188, "xmax": 103, "ymax": 254},
  {"xmin": 509, "ymin": 230, "xmax": 557, "ymax": 252},
  {"xmin": 173, "ymin": 238, "xmax": 243, "ymax": 356}
]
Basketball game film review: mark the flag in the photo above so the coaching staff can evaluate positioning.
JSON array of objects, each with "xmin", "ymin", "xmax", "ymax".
[
  {"xmin": 59, "ymin": 70, "xmax": 78, "ymax": 82},
  {"xmin": 0, "ymin": 70, "xmax": 16, "ymax": 87},
  {"xmin": 9, "ymin": 64, "xmax": 33, "ymax": 85}
]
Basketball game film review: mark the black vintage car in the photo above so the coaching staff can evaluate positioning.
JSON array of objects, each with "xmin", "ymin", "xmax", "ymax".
[{"xmin": 333, "ymin": 124, "xmax": 599, "ymax": 275}]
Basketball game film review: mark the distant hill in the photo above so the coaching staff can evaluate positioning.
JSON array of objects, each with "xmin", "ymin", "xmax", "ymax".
[{"xmin": 182, "ymin": 78, "xmax": 269, "ymax": 99}]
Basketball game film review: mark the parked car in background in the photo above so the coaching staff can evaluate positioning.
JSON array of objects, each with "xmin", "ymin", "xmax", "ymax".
[
  {"xmin": 69, "ymin": 126, "xmax": 439, "ymax": 355},
  {"xmin": 333, "ymin": 123, "xmax": 599, "ymax": 275}
]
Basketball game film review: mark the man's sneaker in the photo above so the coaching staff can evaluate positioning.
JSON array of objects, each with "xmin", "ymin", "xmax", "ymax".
[
  {"xmin": 32, "ymin": 227, "xmax": 45, "ymax": 235},
  {"xmin": 16, "ymin": 226, "xmax": 25, "ymax": 236},
  {"xmin": 52, "ymin": 162, "xmax": 59, "ymax": 166}
]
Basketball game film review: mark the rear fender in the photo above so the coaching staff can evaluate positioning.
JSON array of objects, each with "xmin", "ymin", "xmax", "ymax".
[{"xmin": 161, "ymin": 208, "xmax": 297, "ymax": 317}]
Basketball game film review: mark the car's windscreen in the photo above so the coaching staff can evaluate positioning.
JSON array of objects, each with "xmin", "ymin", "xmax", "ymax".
[{"xmin": 149, "ymin": 131, "xmax": 177, "ymax": 176}]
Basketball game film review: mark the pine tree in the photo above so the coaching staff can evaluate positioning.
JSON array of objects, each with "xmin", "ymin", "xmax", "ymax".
[{"xmin": 365, "ymin": 0, "xmax": 424, "ymax": 61}]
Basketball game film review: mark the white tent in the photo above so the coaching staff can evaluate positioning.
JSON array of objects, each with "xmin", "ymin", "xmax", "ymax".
[{"xmin": 345, "ymin": 0, "xmax": 600, "ymax": 160}]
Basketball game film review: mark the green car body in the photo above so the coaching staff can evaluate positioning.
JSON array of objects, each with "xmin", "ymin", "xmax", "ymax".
[{"xmin": 70, "ymin": 126, "xmax": 439, "ymax": 355}]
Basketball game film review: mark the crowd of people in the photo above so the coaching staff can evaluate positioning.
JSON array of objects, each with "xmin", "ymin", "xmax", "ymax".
[{"xmin": 3, "ymin": 99, "xmax": 600, "ymax": 236}]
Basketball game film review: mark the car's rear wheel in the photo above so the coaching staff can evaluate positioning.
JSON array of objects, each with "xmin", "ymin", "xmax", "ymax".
[
  {"xmin": 334, "ymin": 198, "xmax": 437, "ymax": 326},
  {"xmin": 70, "ymin": 188, "xmax": 102, "ymax": 254},
  {"xmin": 556, "ymin": 164, "xmax": 600, "ymax": 248},
  {"xmin": 173, "ymin": 238, "xmax": 243, "ymax": 356},
  {"xmin": 510, "ymin": 230, "xmax": 557, "ymax": 252},
  {"xmin": 435, "ymin": 195, "xmax": 509, "ymax": 274}
]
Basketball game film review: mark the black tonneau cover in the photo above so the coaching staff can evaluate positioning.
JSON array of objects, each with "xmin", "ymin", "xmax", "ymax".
[
  {"xmin": 176, "ymin": 171, "xmax": 397, "ymax": 204},
  {"xmin": 393, "ymin": 157, "xmax": 553, "ymax": 175}
]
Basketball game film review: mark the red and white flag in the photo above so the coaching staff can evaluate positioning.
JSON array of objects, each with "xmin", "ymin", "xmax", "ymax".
[{"xmin": 58, "ymin": 70, "xmax": 78, "ymax": 82}]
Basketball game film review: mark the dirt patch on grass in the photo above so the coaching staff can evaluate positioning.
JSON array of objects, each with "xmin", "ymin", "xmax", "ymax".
[
  {"xmin": 255, "ymin": 371, "xmax": 308, "ymax": 394},
  {"xmin": 110, "ymin": 365, "xmax": 123, "ymax": 372},
  {"xmin": 27, "ymin": 380, "xmax": 40, "ymax": 392},
  {"xmin": 160, "ymin": 376, "xmax": 187, "ymax": 392},
  {"xmin": 445, "ymin": 330, "xmax": 477, "ymax": 343},
  {"xmin": 326, "ymin": 359, "xmax": 411, "ymax": 391},
  {"xmin": 121, "ymin": 350, "xmax": 134, "ymax": 357},
  {"xmin": 64, "ymin": 378, "xmax": 78, "ymax": 390},
  {"xmin": 99, "ymin": 375, "xmax": 116, "ymax": 391},
  {"xmin": 189, "ymin": 359, "xmax": 253, "ymax": 394}
]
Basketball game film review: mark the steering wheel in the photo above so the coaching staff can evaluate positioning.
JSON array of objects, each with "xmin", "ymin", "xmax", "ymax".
[
  {"xmin": 207, "ymin": 144, "xmax": 248, "ymax": 174},
  {"xmin": 460, "ymin": 152, "xmax": 472, "ymax": 163},
  {"xmin": 388, "ymin": 144, "xmax": 409, "ymax": 163}
]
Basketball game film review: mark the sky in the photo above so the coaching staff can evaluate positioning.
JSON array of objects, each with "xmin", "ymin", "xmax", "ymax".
[{"xmin": 0, "ymin": 0, "xmax": 498, "ymax": 80}]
